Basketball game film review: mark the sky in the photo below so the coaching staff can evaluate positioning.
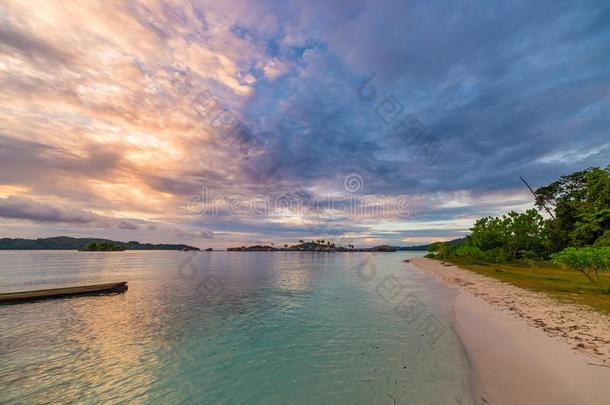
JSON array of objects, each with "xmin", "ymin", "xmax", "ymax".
[{"xmin": 0, "ymin": 0, "xmax": 609, "ymax": 248}]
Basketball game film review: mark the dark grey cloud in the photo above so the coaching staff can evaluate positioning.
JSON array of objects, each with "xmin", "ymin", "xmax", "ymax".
[
  {"xmin": 0, "ymin": 25, "xmax": 71, "ymax": 64},
  {"xmin": 0, "ymin": 134, "xmax": 129, "ymax": 211},
  {"xmin": 0, "ymin": 135, "xmax": 123, "ymax": 182},
  {"xmin": 226, "ymin": 0, "xmax": 610, "ymax": 202},
  {"xmin": 0, "ymin": 196, "xmax": 139, "ymax": 230}
]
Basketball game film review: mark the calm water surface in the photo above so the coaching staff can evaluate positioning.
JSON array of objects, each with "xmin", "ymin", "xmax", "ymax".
[{"xmin": 0, "ymin": 251, "xmax": 474, "ymax": 404}]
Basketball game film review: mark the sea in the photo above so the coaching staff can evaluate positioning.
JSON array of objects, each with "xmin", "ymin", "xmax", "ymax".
[{"xmin": 0, "ymin": 250, "xmax": 474, "ymax": 404}]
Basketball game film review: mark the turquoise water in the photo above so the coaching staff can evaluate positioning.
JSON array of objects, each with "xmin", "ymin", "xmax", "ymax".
[{"xmin": 0, "ymin": 251, "xmax": 474, "ymax": 404}]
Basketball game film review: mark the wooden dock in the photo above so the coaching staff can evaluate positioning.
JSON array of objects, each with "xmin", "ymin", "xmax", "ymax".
[{"xmin": 0, "ymin": 281, "xmax": 128, "ymax": 304}]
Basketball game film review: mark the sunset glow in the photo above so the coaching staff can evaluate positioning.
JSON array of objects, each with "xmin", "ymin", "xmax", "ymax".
[{"xmin": 1, "ymin": 0, "xmax": 608, "ymax": 248}]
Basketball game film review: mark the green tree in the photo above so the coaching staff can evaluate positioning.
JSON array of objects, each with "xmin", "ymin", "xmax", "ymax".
[
  {"xmin": 571, "ymin": 209, "xmax": 610, "ymax": 247},
  {"xmin": 585, "ymin": 167, "xmax": 610, "ymax": 210},
  {"xmin": 467, "ymin": 209, "xmax": 546, "ymax": 260},
  {"xmin": 467, "ymin": 216, "xmax": 505, "ymax": 252},
  {"xmin": 534, "ymin": 168, "xmax": 591, "ymax": 210},
  {"xmin": 535, "ymin": 165, "xmax": 610, "ymax": 251},
  {"xmin": 552, "ymin": 247, "xmax": 610, "ymax": 292}
]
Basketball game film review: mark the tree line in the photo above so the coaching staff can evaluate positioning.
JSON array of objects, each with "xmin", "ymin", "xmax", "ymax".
[{"xmin": 430, "ymin": 165, "xmax": 610, "ymax": 291}]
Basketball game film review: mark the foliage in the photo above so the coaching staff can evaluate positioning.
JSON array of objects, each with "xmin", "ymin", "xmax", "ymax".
[
  {"xmin": 593, "ymin": 231, "xmax": 610, "ymax": 247},
  {"xmin": 534, "ymin": 169, "xmax": 590, "ymax": 210},
  {"xmin": 430, "ymin": 242, "xmax": 451, "ymax": 257},
  {"xmin": 551, "ymin": 247, "xmax": 610, "ymax": 292},
  {"xmin": 449, "ymin": 166, "xmax": 610, "ymax": 264},
  {"xmin": 427, "ymin": 238, "xmax": 465, "ymax": 253},
  {"xmin": 427, "ymin": 165, "xmax": 610, "ymax": 300},
  {"xmin": 571, "ymin": 209, "xmax": 610, "ymax": 247},
  {"xmin": 431, "ymin": 242, "xmax": 488, "ymax": 263},
  {"xmin": 428, "ymin": 243, "xmax": 439, "ymax": 252},
  {"xmin": 585, "ymin": 167, "xmax": 610, "ymax": 210},
  {"xmin": 81, "ymin": 242, "xmax": 125, "ymax": 251},
  {"xmin": 536, "ymin": 165, "xmax": 610, "ymax": 250},
  {"xmin": 467, "ymin": 209, "xmax": 546, "ymax": 260},
  {"xmin": 454, "ymin": 245, "xmax": 486, "ymax": 259}
]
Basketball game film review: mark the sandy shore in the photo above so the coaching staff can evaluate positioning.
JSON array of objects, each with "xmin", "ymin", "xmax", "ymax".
[{"xmin": 409, "ymin": 257, "xmax": 610, "ymax": 405}]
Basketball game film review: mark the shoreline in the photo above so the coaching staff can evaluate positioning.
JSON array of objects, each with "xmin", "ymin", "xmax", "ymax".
[{"xmin": 409, "ymin": 257, "xmax": 610, "ymax": 405}]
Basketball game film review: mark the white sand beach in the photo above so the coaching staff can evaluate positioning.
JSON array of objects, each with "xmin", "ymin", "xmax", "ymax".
[{"xmin": 410, "ymin": 257, "xmax": 610, "ymax": 405}]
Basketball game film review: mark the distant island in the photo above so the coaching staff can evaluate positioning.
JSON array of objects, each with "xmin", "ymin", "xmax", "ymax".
[
  {"xmin": 0, "ymin": 236, "xmax": 465, "ymax": 252},
  {"xmin": 228, "ymin": 238, "xmax": 466, "ymax": 252},
  {"xmin": 0, "ymin": 237, "xmax": 199, "ymax": 251},
  {"xmin": 79, "ymin": 241, "xmax": 126, "ymax": 251},
  {"xmin": 228, "ymin": 241, "xmax": 394, "ymax": 252}
]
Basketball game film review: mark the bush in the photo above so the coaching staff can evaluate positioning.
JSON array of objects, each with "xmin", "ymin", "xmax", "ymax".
[
  {"xmin": 483, "ymin": 248, "xmax": 510, "ymax": 263},
  {"xmin": 427, "ymin": 242, "xmax": 442, "ymax": 252},
  {"xmin": 551, "ymin": 247, "xmax": 610, "ymax": 291},
  {"xmin": 519, "ymin": 250, "xmax": 540, "ymax": 261},
  {"xmin": 431, "ymin": 242, "xmax": 453, "ymax": 259},
  {"xmin": 432, "ymin": 243, "xmax": 493, "ymax": 264},
  {"xmin": 454, "ymin": 245, "xmax": 487, "ymax": 259},
  {"xmin": 468, "ymin": 209, "xmax": 546, "ymax": 261}
]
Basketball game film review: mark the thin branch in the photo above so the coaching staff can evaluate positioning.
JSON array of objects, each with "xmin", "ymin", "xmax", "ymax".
[
  {"xmin": 520, "ymin": 176, "xmax": 555, "ymax": 219},
  {"xmin": 580, "ymin": 269, "xmax": 601, "ymax": 288},
  {"xmin": 594, "ymin": 268, "xmax": 600, "ymax": 284}
]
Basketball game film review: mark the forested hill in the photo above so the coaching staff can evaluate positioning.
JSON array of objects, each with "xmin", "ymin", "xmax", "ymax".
[
  {"xmin": 398, "ymin": 238, "xmax": 466, "ymax": 251},
  {"xmin": 0, "ymin": 237, "xmax": 199, "ymax": 251}
]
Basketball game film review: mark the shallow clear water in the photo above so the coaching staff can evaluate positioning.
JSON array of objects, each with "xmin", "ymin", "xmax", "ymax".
[{"xmin": 0, "ymin": 251, "xmax": 474, "ymax": 404}]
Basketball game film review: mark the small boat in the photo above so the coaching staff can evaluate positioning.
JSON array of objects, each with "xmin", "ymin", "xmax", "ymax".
[{"xmin": 0, "ymin": 281, "xmax": 128, "ymax": 304}]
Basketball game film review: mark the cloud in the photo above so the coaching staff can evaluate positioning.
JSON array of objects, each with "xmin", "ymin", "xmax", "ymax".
[
  {"xmin": 170, "ymin": 227, "xmax": 214, "ymax": 239},
  {"xmin": 0, "ymin": 25, "xmax": 71, "ymax": 64},
  {"xmin": 0, "ymin": 0, "xmax": 608, "ymax": 245},
  {"xmin": 0, "ymin": 196, "xmax": 139, "ymax": 230}
]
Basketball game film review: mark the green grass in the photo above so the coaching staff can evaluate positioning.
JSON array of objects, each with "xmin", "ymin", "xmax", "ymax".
[{"xmin": 443, "ymin": 259, "xmax": 610, "ymax": 315}]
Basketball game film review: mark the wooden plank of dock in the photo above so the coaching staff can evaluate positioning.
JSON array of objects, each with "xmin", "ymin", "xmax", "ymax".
[{"xmin": 0, "ymin": 281, "xmax": 128, "ymax": 304}]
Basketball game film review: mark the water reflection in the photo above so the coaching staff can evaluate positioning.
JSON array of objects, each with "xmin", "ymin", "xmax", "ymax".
[{"xmin": 0, "ymin": 251, "xmax": 474, "ymax": 404}]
